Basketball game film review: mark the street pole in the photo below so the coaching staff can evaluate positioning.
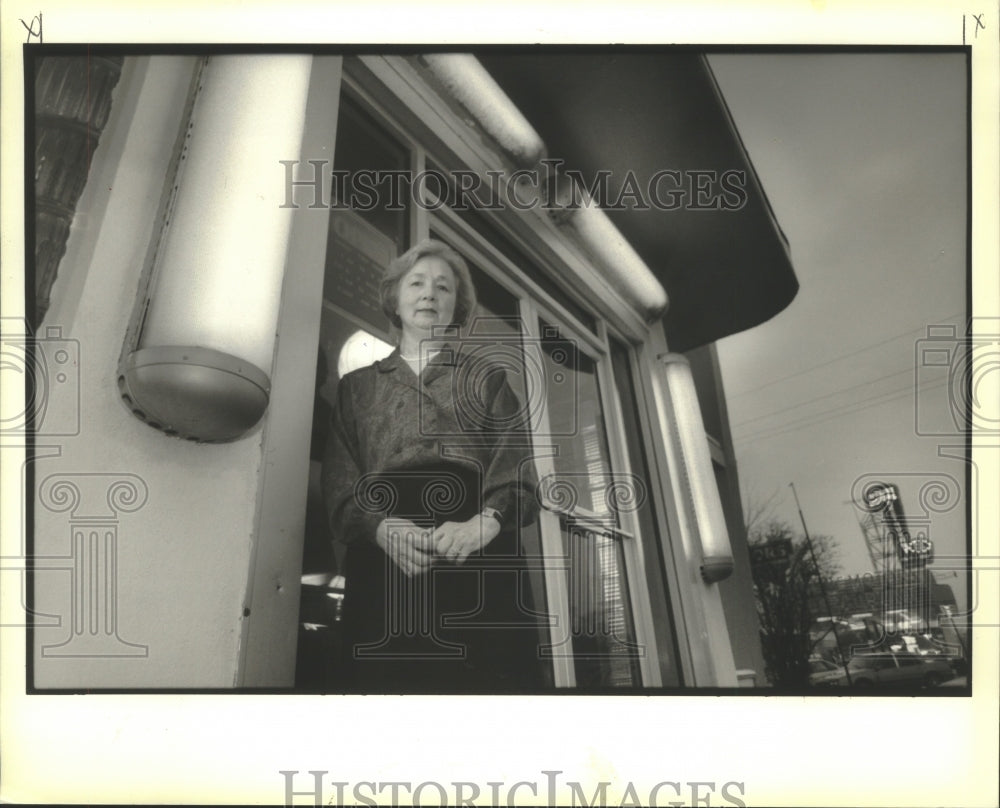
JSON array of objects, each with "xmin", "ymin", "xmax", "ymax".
[
  {"xmin": 842, "ymin": 498, "xmax": 882, "ymax": 575},
  {"xmin": 790, "ymin": 482, "xmax": 853, "ymax": 686}
]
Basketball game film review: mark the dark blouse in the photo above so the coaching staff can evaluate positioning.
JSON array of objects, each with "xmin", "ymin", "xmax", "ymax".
[{"xmin": 322, "ymin": 344, "xmax": 539, "ymax": 545}]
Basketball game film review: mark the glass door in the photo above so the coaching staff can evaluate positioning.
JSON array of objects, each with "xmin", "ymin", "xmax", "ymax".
[
  {"xmin": 532, "ymin": 318, "xmax": 644, "ymax": 686},
  {"xmin": 433, "ymin": 213, "xmax": 668, "ymax": 688},
  {"xmin": 525, "ymin": 310, "xmax": 664, "ymax": 688}
]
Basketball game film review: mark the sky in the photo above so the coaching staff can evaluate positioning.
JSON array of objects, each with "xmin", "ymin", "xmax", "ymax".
[{"xmin": 707, "ymin": 53, "xmax": 968, "ymax": 608}]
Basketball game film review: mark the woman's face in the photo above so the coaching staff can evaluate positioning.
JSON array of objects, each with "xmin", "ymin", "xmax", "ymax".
[{"xmin": 395, "ymin": 256, "xmax": 458, "ymax": 337}]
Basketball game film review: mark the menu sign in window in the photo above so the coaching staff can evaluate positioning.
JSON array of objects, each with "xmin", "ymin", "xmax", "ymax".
[{"xmin": 324, "ymin": 210, "xmax": 397, "ymax": 333}]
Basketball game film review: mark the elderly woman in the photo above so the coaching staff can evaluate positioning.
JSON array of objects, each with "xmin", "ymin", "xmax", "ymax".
[{"xmin": 322, "ymin": 238, "xmax": 540, "ymax": 692}]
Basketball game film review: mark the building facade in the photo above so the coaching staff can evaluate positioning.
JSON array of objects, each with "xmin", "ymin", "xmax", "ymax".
[{"xmin": 27, "ymin": 51, "xmax": 796, "ymax": 690}]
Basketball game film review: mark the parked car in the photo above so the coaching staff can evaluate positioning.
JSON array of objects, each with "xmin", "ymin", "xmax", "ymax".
[
  {"xmin": 810, "ymin": 652, "xmax": 955, "ymax": 689},
  {"xmin": 881, "ymin": 609, "xmax": 920, "ymax": 634},
  {"xmin": 807, "ymin": 657, "xmax": 843, "ymax": 685}
]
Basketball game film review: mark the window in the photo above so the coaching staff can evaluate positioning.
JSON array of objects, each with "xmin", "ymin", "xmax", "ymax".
[{"xmin": 333, "ymin": 93, "xmax": 410, "ymax": 254}]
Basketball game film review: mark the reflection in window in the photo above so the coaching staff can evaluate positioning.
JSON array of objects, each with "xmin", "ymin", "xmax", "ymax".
[
  {"xmin": 537, "ymin": 320, "xmax": 641, "ymax": 686},
  {"xmin": 562, "ymin": 518, "xmax": 642, "ymax": 688},
  {"xmin": 334, "ymin": 94, "xmax": 410, "ymax": 254},
  {"xmin": 538, "ymin": 320, "xmax": 614, "ymax": 514},
  {"xmin": 337, "ymin": 329, "xmax": 394, "ymax": 378}
]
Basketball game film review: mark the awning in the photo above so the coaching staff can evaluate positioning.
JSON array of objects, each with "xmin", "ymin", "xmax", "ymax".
[{"xmin": 476, "ymin": 51, "xmax": 798, "ymax": 353}]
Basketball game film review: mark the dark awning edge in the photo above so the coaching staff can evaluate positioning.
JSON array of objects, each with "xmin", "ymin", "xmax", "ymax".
[
  {"xmin": 475, "ymin": 51, "xmax": 800, "ymax": 353},
  {"xmin": 692, "ymin": 55, "xmax": 799, "ymax": 347}
]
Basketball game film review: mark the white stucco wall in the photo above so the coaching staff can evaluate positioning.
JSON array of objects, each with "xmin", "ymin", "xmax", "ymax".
[{"xmin": 32, "ymin": 56, "xmax": 265, "ymax": 689}]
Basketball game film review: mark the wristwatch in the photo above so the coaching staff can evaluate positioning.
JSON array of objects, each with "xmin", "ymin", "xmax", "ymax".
[{"xmin": 481, "ymin": 507, "xmax": 503, "ymax": 526}]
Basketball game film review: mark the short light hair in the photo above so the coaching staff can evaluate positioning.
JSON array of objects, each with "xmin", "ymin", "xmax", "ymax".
[{"xmin": 380, "ymin": 238, "xmax": 477, "ymax": 331}]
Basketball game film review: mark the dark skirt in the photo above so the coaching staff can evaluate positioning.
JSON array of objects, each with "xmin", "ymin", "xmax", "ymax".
[{"xmin": 341, "ymin": 464, "xmax": 543, "ymax": 693}]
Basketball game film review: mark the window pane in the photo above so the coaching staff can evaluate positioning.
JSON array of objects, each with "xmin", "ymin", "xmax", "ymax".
[
  {"xmin": 333, "ymin": 94, "xmax": 409, "ymax": 253},
  {"xmin": 562, "ymin": 518, "xmax": 642, "ymax": 687},
  {"xmin": 536, "ymin": 321, "xmax": 642, "ymax": 686},
  {"xmin": 538, "ymin": 320, "xmax": 613, "ymax": 514},
  {"xmin": 324, "ymin": 96, "xmax": 411, "ymax": 336}
]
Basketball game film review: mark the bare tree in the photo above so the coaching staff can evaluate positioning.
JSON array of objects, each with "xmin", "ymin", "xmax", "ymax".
[
  {"xmin": 746, "ymin": 507, "xmax": 841, "ymax": 688},
  {"xmin": 741, "ymin": 484, "xmax": 782, "ymax": 539}
]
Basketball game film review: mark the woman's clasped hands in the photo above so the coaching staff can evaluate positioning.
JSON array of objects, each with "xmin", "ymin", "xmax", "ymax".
[{"xmin": 376, "ymin": 513, "xmax": 502, "ymax": 576}]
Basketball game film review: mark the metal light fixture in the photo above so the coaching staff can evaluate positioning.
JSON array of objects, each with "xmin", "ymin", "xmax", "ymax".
[
  {"xmin": 119, "ymin": 55, "xmax": 313, "ymax": 442},
  {"xmin": 421, "ymin": 53, "xmax": 547, "ymax": 168},
  {"xmin": 549, "ymin": 191, "xmax": 669, "ymax": 321},
  {"xmin": 658, "ymin": 352, "xmax": 734, "ymax": 583},
  {"xmin": 421, "ymin": 54, "xmax": 668, "ymax": 322}
]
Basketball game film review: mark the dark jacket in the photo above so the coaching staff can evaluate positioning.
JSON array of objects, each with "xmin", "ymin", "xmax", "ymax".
[{"xmin": 322, "ymin": 344, "xmax": 539, "ymax": 545}]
